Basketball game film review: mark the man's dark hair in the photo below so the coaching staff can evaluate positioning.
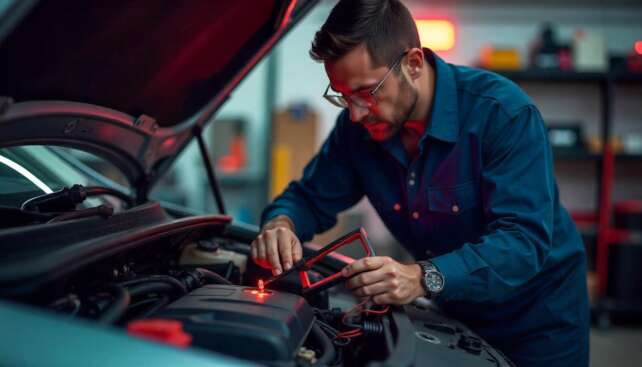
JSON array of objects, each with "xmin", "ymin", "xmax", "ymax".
[{"xmin": 310, "ymin": 0, "xmax": 420, "ymax": 68}]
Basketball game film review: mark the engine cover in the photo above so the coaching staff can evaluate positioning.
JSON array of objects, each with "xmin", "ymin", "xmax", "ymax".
[{"xmin": 151, "ymin": 284, "xmax": 314, "ymax": 362}]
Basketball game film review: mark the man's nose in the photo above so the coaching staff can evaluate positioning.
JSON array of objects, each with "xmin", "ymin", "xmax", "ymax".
[{"xmin": 348, "ymin": 103, "xmax": 369, "ymax": 123}]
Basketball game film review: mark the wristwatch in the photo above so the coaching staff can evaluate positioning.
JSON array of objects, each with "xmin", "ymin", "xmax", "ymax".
[{"xmin": 417, "ymin": 260, "xmax": 445, "ymax": 299}]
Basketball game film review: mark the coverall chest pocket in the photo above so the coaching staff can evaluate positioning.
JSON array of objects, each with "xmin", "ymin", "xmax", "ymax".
[
  {"xmin": 428, "ymin": 181, "xmax": 479, "ymax": 215},
  {"xmin": 426, "ymin": 181, "xmax": 482, "ymax": 246}
]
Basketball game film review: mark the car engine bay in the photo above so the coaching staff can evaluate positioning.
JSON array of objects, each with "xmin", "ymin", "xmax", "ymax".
[{"xmin": 0, "ymin": 190, "xmax": 514, "ymax": 366}]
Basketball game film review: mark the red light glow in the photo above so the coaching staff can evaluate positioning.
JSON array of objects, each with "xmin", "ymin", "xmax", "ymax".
[
  {"xmin": 244, "ymin": 287, "xmax": 271, "ymax": 299},
  {"xmin": 415, "ymin": 19, "xmax": 455, "ymax": 51},
  {"xmin": 258, "ymin": 279, "xmax": 265, "ymax": 292},
  {"xmin": 635, "ymin": 41, "xmax": 642, "ymax": 55}
]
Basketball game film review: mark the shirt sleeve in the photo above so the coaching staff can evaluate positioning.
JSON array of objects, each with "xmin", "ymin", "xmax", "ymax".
[
  {"xmin": 431, "ymin": 105, "xmax": 555, "ymax": 303},
  {"xmin": 261, "ymin": 111, "xmax": 364, "ymax": 242}
]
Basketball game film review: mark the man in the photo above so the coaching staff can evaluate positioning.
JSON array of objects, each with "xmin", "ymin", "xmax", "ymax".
[{"xmin": 251, "ymin": 0, "xmax": 589, "ymax": 365}]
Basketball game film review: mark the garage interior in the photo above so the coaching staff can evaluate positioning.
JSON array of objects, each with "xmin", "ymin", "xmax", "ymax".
[
  {"xmin": 2, "ymin": 0, "xmax": 640, "ymax": 365},
  {"xmin": 154, "ymin": 1, "xmax": 642, "ymax": 365}
]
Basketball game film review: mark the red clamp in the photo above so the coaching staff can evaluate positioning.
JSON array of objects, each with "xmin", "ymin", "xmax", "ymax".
[{"xmin": 127, "ymin": 319, "xmax": 192, "ymax": 348}]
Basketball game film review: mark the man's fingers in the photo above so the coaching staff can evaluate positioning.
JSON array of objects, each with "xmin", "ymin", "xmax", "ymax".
[
  {"xmin": 277, "ymin": 228, "xmax": 293, "ymax": 271},
  {"xmin": 353, "ymin": 280, "xmax": 388, "ymax": 297},
  {"xmin": 372, "ymin": 293, "xmax": 391, "ymax": 305},
  {"xmin": 342, "ymin": 256, "xmax": 388, "ymax": 278},
  {"xmin": 346, "ymin": 271, "xmax": 378, "ymax": 290},
  {"xmin": 254, "ymin": 236, "xmax": 272, "ymax": 269},
  {"xmin": 264, "ymin": 231, "xmax": 282, "ymax": 275},
  {"xmin": 292, "ymin": 238, "xmax": 303, "ymax": 263},
  {"xmin": 250, "ymin": 240, "xmax": 258, "ymax": 261}
]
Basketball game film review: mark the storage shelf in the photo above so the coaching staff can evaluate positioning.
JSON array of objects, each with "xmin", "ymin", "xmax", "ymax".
[
  {"xmin": 490, "ymin": 68, "xmax": 642, "ymax": 84},
  {"xmin": 554, "ymin": 150, "xmax": 642, "ymax": 161}
]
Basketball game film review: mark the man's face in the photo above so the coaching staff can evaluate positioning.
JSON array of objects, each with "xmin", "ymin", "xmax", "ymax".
[{"xmin": 325, "ymin": 44, "xmax": 418, "ymax": 141}]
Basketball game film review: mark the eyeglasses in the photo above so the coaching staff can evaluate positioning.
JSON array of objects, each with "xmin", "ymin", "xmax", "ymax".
[{"xmin": 324, "ymin": 51, "xmax": 408, "ymax": 109}]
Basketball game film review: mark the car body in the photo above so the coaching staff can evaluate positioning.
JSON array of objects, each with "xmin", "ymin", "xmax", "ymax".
[{"xmin": 0, "ymin": 1, "xmax": 513, "ymax": 366}]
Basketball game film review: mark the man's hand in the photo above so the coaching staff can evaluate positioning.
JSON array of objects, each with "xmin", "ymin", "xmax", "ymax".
[
  {"xmin": 251, "ymin": 215, "xmax": 303, "ymax": 276},
  {"xmin": 342, "ymin": 256, "xmax": 426, "ymax": 305}
]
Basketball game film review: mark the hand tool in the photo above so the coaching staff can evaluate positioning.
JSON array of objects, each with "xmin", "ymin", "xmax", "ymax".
[{"xmin": 259, "ymin": 227, "xmax": 375, "ymax": 295}]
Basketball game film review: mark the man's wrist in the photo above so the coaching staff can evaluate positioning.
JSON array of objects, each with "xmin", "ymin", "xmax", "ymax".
[
  {"xmin": 411, "ymin": 263, "xmax": 428, "ymax": 298},
  {"xmin": 263, "ymin": 215, "xmax": 295, "ymax": 232},
  {"xmin": 417, "ymin": 260, "xmax": 445, "ymax": 299}
]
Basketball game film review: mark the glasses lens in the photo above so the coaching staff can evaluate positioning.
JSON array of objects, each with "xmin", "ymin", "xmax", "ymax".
[
  {"xmin": 325, "ymin": 95, "xmax": 348, "ymax": 108},
  {"xmin": 348, "ymin": 94, "xmax": 372, "ymax": 109}
]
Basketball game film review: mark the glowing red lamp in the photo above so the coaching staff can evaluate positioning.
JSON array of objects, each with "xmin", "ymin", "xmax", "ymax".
[
  {"xmin": 635, "ymin": 41, "xmax": 642, "ymax": 55},
  {"xmin": 415, "ymin": 19, "xmax": 456, "ymax": 51}
]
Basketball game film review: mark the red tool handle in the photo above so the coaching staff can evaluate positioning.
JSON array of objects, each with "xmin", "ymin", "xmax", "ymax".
[{"xmin": 299, "ymin": 227, "xmax": 375, "ymax": 294}]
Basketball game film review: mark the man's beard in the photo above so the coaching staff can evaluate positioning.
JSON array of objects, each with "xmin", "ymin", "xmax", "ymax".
[
  {"xmin": 390, "ymin": 72, "xmax": 419, "ymax": 136},
  {"xmin": 363, "ymin": 72, "xmax": 418, "ymax": 141}
]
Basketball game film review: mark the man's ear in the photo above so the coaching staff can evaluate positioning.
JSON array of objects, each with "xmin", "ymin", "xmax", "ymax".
[{"xmin": 405, "ymin": 47, "xmax": 424, "ymax": 80}]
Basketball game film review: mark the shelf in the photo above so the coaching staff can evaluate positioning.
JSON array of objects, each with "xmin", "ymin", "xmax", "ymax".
[
  {"xmin": 553, "ymin": 149, "xmax": 642, "ymax": 161},
  {"xmin": 489, "ymin": 69, "xmax": 642, "ymax": 84}
]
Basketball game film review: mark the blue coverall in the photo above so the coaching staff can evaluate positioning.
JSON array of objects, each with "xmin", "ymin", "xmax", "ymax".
[{"xmin": 262, "ymin": 49, "xmax": 590, "ymax": 366}]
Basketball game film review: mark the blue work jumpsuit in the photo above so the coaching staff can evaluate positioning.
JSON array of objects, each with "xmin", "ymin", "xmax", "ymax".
[{"xmin": 262, "ymin": 49, "xmax": 590, "ymax": 366}]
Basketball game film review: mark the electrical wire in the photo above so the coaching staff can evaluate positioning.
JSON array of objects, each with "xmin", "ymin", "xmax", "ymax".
[
  {"xmin": 119, "ymin": 275, "xmax": 188, "ymax": 294},
  {"xmin": 309, "ymin": 323, "xmax": 337, "ymax": 366},
  {"xmin": 195, "ymin": 267, "xmax": 233, "ymax": 285},
  {"xmin": 334, "ymin": 299, "xmax": 390, "ymax": 340},
  {"xmin": 85, "ymin": 186, "xmax": 135, "ymax": 207},
  {"xmin": 138, "ymin": 296, "xmax": 171, "ymax": 319},
  {"xmin": 97, "ymin": 285, "xmax": 131, "ymax": 324},
  {"xmin": 50, "ymin": 294, "xmax": 82, "ymax": 318}
]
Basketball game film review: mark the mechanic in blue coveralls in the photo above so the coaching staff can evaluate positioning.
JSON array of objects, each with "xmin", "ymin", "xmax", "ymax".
[{"xmin": 251, "ymin": 0, "xmax": 589, "ymax": 365}]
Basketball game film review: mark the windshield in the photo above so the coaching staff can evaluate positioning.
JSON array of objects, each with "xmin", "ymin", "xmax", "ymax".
[{"xmin": 0, "ymin": 145, "xmax": 128, "ymax": 209}]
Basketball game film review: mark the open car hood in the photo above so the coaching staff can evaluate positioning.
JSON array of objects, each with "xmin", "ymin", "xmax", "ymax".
[{"xmin": 0, "ymin": 0, "xmax": 318, "ymax": 196}]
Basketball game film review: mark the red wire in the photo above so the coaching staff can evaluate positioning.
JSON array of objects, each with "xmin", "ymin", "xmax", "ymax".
[{"xmin": 335, "ymin": 299, "xmax": 389, "ymax": 340}]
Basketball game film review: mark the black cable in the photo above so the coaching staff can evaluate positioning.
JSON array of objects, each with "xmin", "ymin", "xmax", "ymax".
[
  {"xmin": 138, "ymin": 296, "xmax": 171, "ymax": 319},
  {"xmin": 97, "ymin": 285, "xmax": 131, "ymax": 324},
  {"xmin": 119, "ymin": 275, "xmax": 188, "ymax": 295},
  {"xmin": 315, "ymin": 320, "xmax": 339, "ymax": 337},
  {"xmin": 309, "ymin": 323, "xmax": 337, "ymax": 366},
  {"xmin": 125, "ymin": 282, "xmax": 176, "ymax": 298},
  {"xmin": 50, "ymin": 294, "xmax": 82, "ymax": 318},
  {"xmin": 195, "ymin": 267, "xmax": 233, "ymax": 285},
  {"xmin": 85, "ymin": 186, "xmax": 135, "ymax": 208},
  {"xmin": 47, "ymin": 204, "xmax": 114, "ymax": 223},
  {"xmin": 128, "ymin": 297, "xmax": 163, "ymax": 310}
]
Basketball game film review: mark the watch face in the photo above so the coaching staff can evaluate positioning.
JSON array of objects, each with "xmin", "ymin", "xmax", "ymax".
[{"xmin": 426, "ymin": 272, "xmax": 444, "ymax": 292}]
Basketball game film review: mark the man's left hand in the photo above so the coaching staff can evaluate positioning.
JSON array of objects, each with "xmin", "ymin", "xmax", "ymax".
[{"xmin": 342, "ymin": 256, "xmax": 426, "ymax": 305}]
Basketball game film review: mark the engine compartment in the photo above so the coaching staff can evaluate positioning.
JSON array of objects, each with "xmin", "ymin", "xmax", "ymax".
[{"xmin": 0, "ymin": 205, "xmax": 514, "ymax": 366}]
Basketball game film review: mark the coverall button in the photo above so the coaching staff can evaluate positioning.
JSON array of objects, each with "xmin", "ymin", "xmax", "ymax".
[
  {"xmin": 393, "ymin": 203, "xmax": 401, "ymax": 211},
  {"xmin": 412, "ymin": 211, "xmax": 420, "ymax": 219},
  {"xmin": 409, "ymin": 179, "xmax": 415, "ymax": 186},
  {"xmin": 452, "ymin": 204, "xmax": 460, "ymax": 213},
  {"xmin": 410, "ymin": 172, "xmax": 416, "ymax": 178}
]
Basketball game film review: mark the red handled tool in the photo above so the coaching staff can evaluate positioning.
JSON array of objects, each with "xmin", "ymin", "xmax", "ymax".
[{"xmin": 260, "ymin": 227, "xmax": 375, "ymax": 295}]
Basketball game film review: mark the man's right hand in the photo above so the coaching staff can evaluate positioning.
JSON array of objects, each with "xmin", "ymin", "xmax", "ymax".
[{"xmin": 251, "ymin": 215, "xmax": 303, "ymax": 276}]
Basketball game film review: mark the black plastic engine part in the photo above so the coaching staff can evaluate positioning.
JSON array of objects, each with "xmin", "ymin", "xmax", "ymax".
[{"xmin": 150, "ymin": 284, "xmax": 315, "ymax": 363}]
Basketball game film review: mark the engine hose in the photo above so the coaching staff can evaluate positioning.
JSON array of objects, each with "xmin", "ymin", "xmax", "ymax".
[
  {"xmin": 119, "ymin": 275, "xmax": 188, "ymax": 294},
  {"xmin": 344, "ymin": 319, "xmax": 384, "ymax": 336},
  {"xmin": 138, "ymin": 296, "xmax": 171, "ymax": 319},
  {"xmin": 125, "ymin": 282, "xmax": 176, "ymax": 298},
  {"xmin": 361, "ymin": 320, "xmax": 384, "ymax": 336},
  {"xmin": 195, "ymin": 267, "xmax": 233, "ymax": 285},
  {"xmin": 310, "ymin": 323, "xmax": 337, "ymax": 366},
  {"xmin": 97, "ymin": 285, "xmax": 131, "ymax": 324}
]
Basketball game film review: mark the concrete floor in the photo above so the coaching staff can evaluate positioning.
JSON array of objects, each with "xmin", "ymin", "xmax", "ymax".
[{"xmin": 591, "ymin": 326, "xmax": 642, "ymax": 366}]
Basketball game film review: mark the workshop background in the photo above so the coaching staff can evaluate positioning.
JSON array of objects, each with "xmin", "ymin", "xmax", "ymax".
[{"xmin": 149, "ymin": 1, "xmax": 642, "ymax": 365}]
